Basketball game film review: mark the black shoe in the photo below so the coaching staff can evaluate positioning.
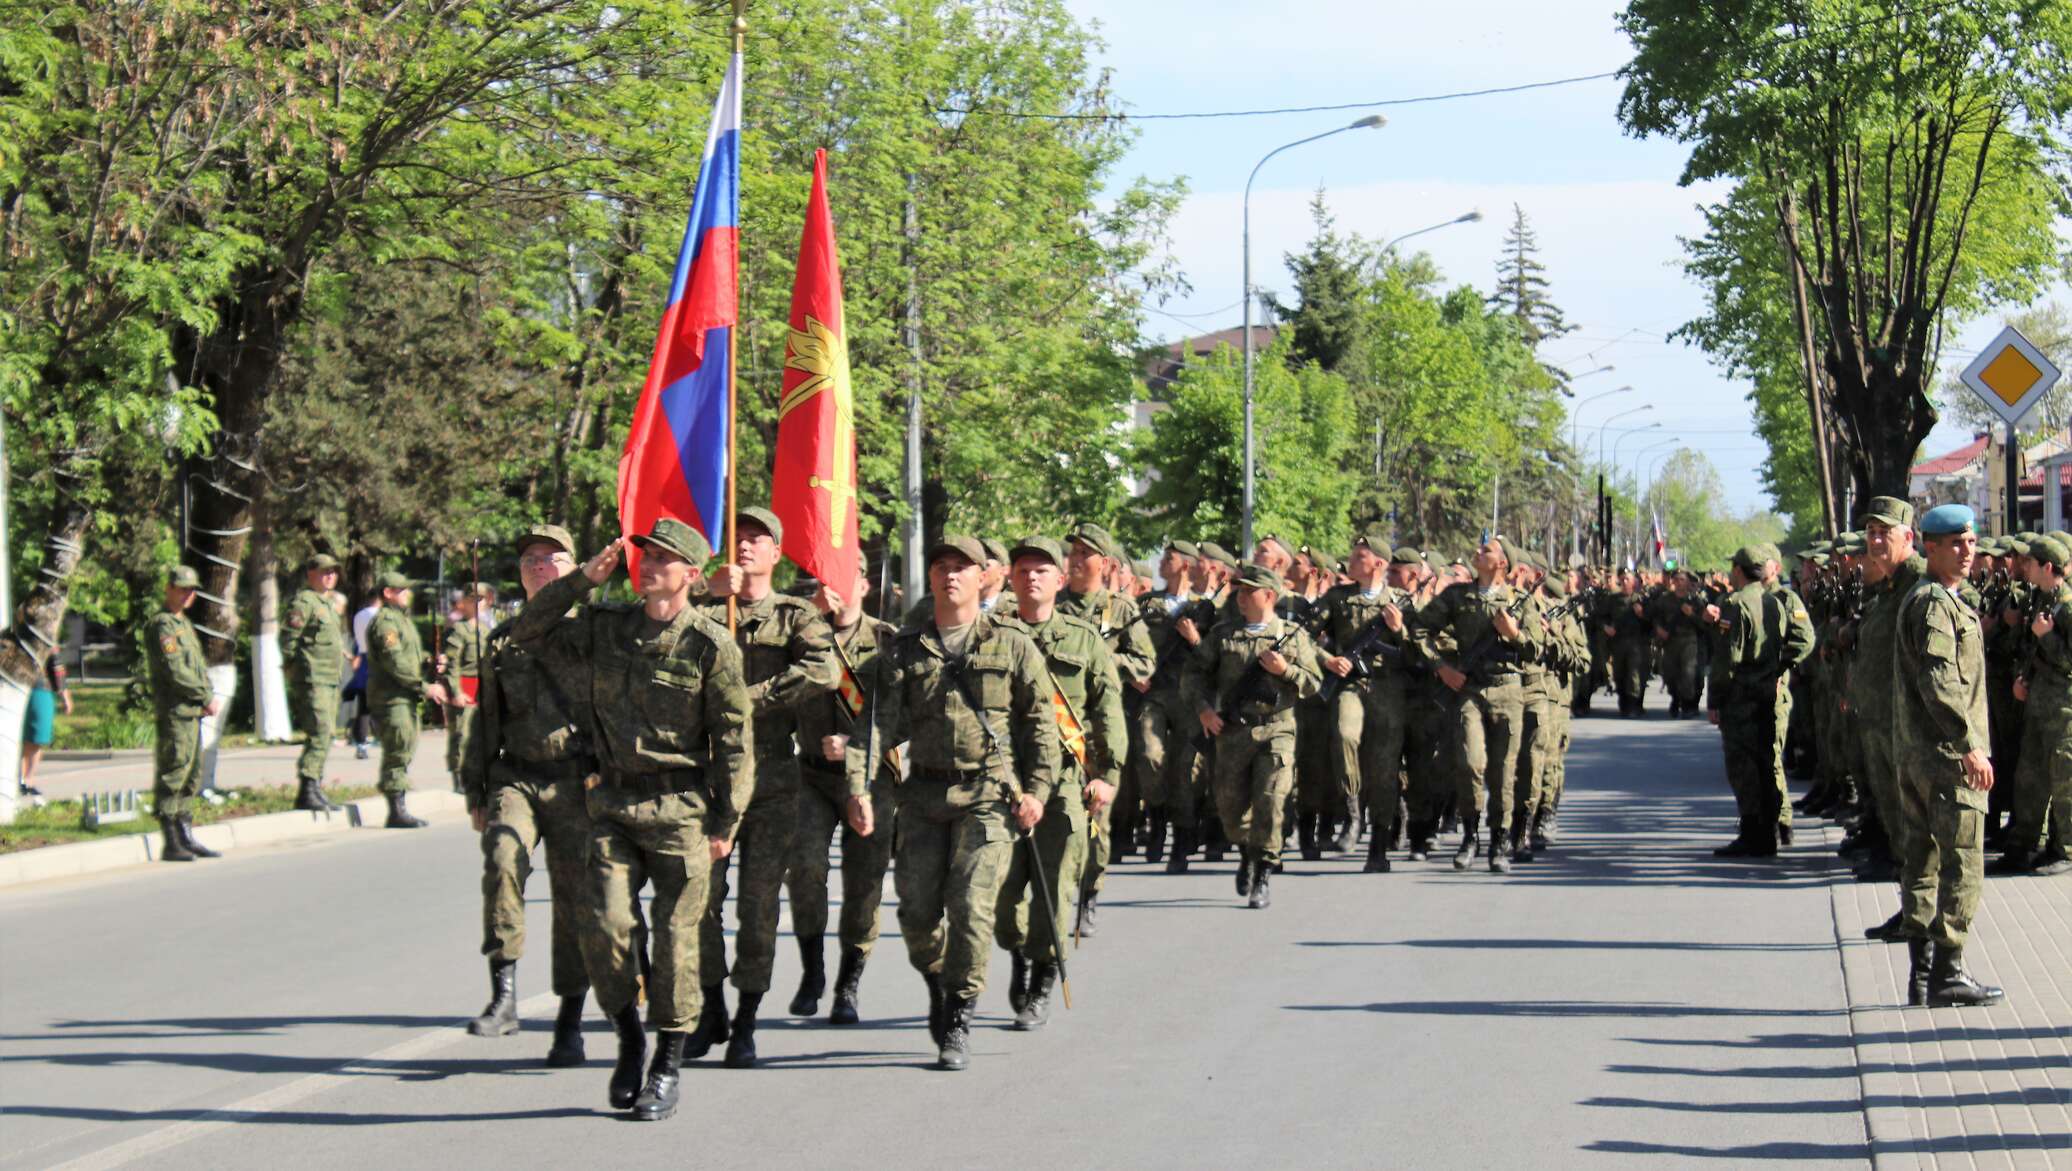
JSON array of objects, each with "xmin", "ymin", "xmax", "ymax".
[
  {"xmin": 1074, "ymin": 892, "xmax": 1099, "ymax": 940},
  {"xmin": 1988, "ymin": 850, "xmax": 2037, "ymax": 876},
  {"xmin": 630, "ymin": 1030, "xmax": 686, "ymax": 1120},
  {"xmin": 1453, "ymin": 832, "xmax": 1478, "ymax": 871},
  {"xmin": 1864, "ymin": 911, "xmax": 1907, "ymax": 942},
  {"xmin": 1014, "ymin": 962, "xmax": 1054, "ymax": 1031},
  {"xmin": 1007, "ymin": 951, "xmax": 1029, "ymax": 1016},
  {"xmin": 1777, "ymin": 823, "xmax": 1794, "ymax": 847},
  {"xmin": 1297, "ymin": 812, "xmax": 1320, "ymax": 862},
  {"xmin": 1906, "ymin": 939, "xmax": 1933, "ymax": 1007},
  {"xmin": 293, "ymin": 778, "xmax": 335, "ymax": 812},
  {"xmin": 1329, "ymin": 817, "xmax": 1357, "ymax": 855},
  {"xmin": 2034, "ymin": 853, "xmax": 2072, "ymax": 877},
  {"xmin": 607, "ymin": 1004, "xmax": 646, "ymax": 1110},
  {"xmin": 1145, "ymin": 812, "xmax": 1168, "ymax": 864},
  {"xmin": 1853, "ymin": 856, "xmax": 1898, "ymax": 882},
  {"xmin": 1927, "ymin": 948, "xmax": 2005, "ymax": 1008},
  {"xmin": 828, "ymin": 946, "xmax": 866, "ymax": 1025},
  {"xmin": 683, "ymin": 983, "xmax": 729, "ymax": 1059},
  {"xmin": 923, "ymin": 972, "xmax": 947, "ymax": 1048},
  {"xmin": 723, "ymin": 992, "xmax": 761, "ymax": 1068},
  {"xmin": 789, "ymin": 936, "xmax": 826, "ymax": 1017},
  {"xmin": 383, "ymin": 791, "xmax": 427, "ymax": 829},
  {"xmin": 158, "ymin": 819, "xmax": 196, "ymax": 862},
  {"xmin": 1714, "ymin": 836, "xmax": 1753, "ymax": 858},
  {"xmin": 1165, "ymin": 826, "xmax": 1193, "ymax": 874},
  {"xmin": 1246, "ymin": 860, "xmax": 1272, "ymax": 909},
  {"xmin": 1235, "ymin": 849, "xmax": 1254, "ymax": 897},
  {"xmin": 469, "ymin": 958, "xmax": 520, "ymax": 1036},
  {"xmin": 938, "ymin": 995, "xmax": 973, "ymax": 1071},
  {"xmin": 546, "ymin": 993, "xmax": 586, "ymax": 1066},
  {"xmin": 1489, "ymin": 838, "xmax": 1512, "ymax": 874},
  {"xmin": 1363, "ymin": 834, "xmax": 1390, "ymax": 873},
  {"xmin": 177, "ymin": 814, "xmax": 221, "ymax": 858}
]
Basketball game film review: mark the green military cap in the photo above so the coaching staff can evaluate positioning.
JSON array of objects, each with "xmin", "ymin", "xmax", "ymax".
[
  {"xmin": 376, "ymin": 570, "xmax": 412, "ymax": 591},
  {"xmin": 1167, "ymin": 538, "xmax": 1201, "ymax": 560},
  {"xmin": 1234, "ymin": 562, "xmax": 1283, "ymax": 595},
  {"xmin": 1304, "ymin": 545, "xmax": 1340, "ymax": 574},
  {"xmin": 1389, "ymin": 548, "xmax": 1424, "ymax": 566},
  {"xmin": 167, "ymin": 565, "xmax": 202, "ymax": 590},
  {"xmin": 631, "ymin": 517, "xmax": 712, "ymax": 565},
  {"xmin": 1351, "ymin": 528, "xmax": 1390, "ymax": 556},
  {"xmin": 1860, "ymin": 495, "xmax": 1914, "ymax": 529},
  {"xmin": 2053, "ymin": 529, "xmax": 2072, "ymax": 548},
  {"xmin": 1542, "ymin": 574, "xmax": 1571, "ymax": 599},
  {"xmin": 2028, "ymin": 535, "xmax": 2070, "ymax": 569},
  {"xmin": 303, "ymin": 553, "xmax": 340, "ymax": 573},
  {"xmin": 515, "ymin": 523, "xmax": 575, "ymax": 556},
  {"xmin": 927, "ymin": 534, "xmax": 986, "ymax": 567},
  {"xmin": 980, "ymin": 537, "xmax": 1010, "ymax": 566},
  {"xmin": 1198, "ymin": 541, "xmax": 1237, "ymax": 569},
  {"xmin": 1805, "ymin": 552, "xmax": 1830, "ymax": 567},
  {"xmin": 2005, "ymin": 536, "xmax": 2033, "ymax": 557},
  {"xmin": 1008, "ymin": 535, "xmax": 1065, "ymax": 566},
  {"xmin": 1066, "ymin": 521, "xmax": 1122, "ymax": 561},
  {"xmin": 736, "ymin": 506, "xmax": 784, "ymax": 545},
  {"xmin": 1730, "ymin": 545, "xmax": 1766, "ymax": 573}
]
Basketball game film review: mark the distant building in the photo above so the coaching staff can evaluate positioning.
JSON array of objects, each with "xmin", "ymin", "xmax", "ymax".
[
  {"xmin": 1129, "ymin": 325, "xmax": 1279, "ymax": 496},
  {"xmin": 1909, "ymin": 427, "xmax": 2072, "ymax": 531}
]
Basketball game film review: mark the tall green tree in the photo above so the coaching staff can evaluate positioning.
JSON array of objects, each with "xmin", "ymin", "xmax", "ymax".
[{"xmin": 1487, "ymin": 203, "xmax": 1573, "ymax": 351}]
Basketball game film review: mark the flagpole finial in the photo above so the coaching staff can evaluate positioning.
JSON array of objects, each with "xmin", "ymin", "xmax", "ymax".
[{"xmin": 732, "ymin": 0, "xmax": 748, "ymax": 43}]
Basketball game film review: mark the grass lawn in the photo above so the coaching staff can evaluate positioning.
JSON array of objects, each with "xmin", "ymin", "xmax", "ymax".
[
  {"xmin": 53, "ymin": 682, "xmax": 277, "ymax": 751},
  {"xmin": 0, "ymin": 783, "xmax": 379, "ymax": 854}
]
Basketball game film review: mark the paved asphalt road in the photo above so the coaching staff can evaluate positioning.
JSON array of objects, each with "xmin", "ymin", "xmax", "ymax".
[{"xmin": 1, "ymin": 713, "xmax": 1874, "ymax": 1169}]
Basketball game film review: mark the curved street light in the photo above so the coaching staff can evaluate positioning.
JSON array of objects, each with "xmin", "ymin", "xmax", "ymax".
[
  {"xmin": 1242, "ymin": 114, "xmax": 1386, "ymax": 553},
  {"xmin": 1385, "ymin": 209, "xmax": 1483, "ymax": 252}
]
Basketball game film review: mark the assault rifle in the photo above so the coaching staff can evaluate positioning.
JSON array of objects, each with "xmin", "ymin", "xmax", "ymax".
[
  {"xmin": 1190, "ymin": 608, "xmax": 1326, "ymax": 750},
  {"xmin": 1450, "ymin": 590, "xmax": 1537, "ymax": 683},
  {"xmin": 1317, "ymin": 590, "xmax": 1414, "ymax": 704},
  {"xmin": 1148, "ymin": 597, "xmax": 1217, "ymax": 689}
]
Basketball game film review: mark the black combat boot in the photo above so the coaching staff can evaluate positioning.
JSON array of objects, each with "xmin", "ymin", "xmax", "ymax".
[
  {"xmin": 1015, "ymin": 962, "xmax": 1055, "ymax": 1031},
  {"xmin": 158, "ymin": 817, "xmax": 196, "ymax": 862},
  {"xmin": 1363, "ymin": 831, "xmax": 1390, "ymax": 873},
  {"xmin": 723, "ymin": 991, "xmax": 761, "ymax": 1068},
  {"xmin": 1438, "ymin": 807, "xmax": 1459, "ymax": 836},
  {"xmin": 383, "ymin": 791, "xmax": 427, "ymax": 829},
  {"xmin": 293, "ymin": 778, "xmax": 336, "ymax": 812},
  {"xmin": 828, "ymin": 946, "xmax": 867, "ymax": 1025},
  {"xmin": 607, "ymin": 1003, "xmax": 646, "ymax": 1110},
  {"xmin": 1407, "ymin": 820, "xmax": 1431, "ymax": 863},
  {"xmin": 1234, "ymin": 848, "xmax": 1255, "ymax": 897},
  {"xmin": 1538, "ymin": 806, "xmax": 1559, "ymax": 847},
  {"xmin": 545, "ymin": 993, "xmax": 586, "ymax": 1067},
  {"xmin": 1391, "ymin": 797, "xmax": 1409, "ymax": 849},
  {"xmin": 1906, "ymin": 939, "xmax": 1933, "ymax": 1007},
  {"xmin": 1145, "ymin": 810, "xmax": 1169, "ymax": 864},
  {"xmin": 631, "ymin": 1030, "xmax": 686, "ymax": 1120},
  {"xmin": 937, "ymin": 995, "xmax": 974, "ymax": 1071},
  {"xmin": 1863, "ymin": 911, "xmax": 1907, "ymax": 942},
  {"xmin": 1246, "ymin": 858, "xmax": 1272, "ymax": 909},
  {"xmin": 1453, "ymin": 830, "xmax": 1479, "ymax": 872},
  {"xmin": 2034, "ymin": 851, "xmax": 2072, "ymax": 877},
  {"xmin": 1329, "ymin": 813, "xmax": 1358, "ymax": 854},
  {"xmin": 789, "ymin": 935, "xmax": 826, "ymax": 1016},
  {"xmin": 1165, "ymin": 824, "xmax": 1193, "ymax": 874},
  {"xmin": 683, "ymin": 983, "xmax": 730, "ymax": 1059},
  {"xmin": 1927, "ymin": 947, "xmax": 2005, "ymax": 1008},
  {"xmin": 1488, "ymin": 834, "xmax": 1512, "ymax": 874},
  {"xmin": 1986, "ymin": 849, "xmax": 2037, "ymax": 876},
  {"xmin": 1074, "ymin": 891, "xmax": 1099, "ymax": 940},
  {"xmin": 1008, "ymin": 951, "xmax": 1029, "ymax": 1016},
  {"xmin": 1297, "ymin": 812, "xmax": 1320, "ymax": 862},
  {"xmin": 177, "ymin": 815, "xmax": 221, "ymax": 858},
  {"xmin": 923, "ymin": 971, "xmax": 947, "ymax": 1048},
  {"xmin": 468, "ymin": 958, "xmax": 520, "ymax": 1036}
]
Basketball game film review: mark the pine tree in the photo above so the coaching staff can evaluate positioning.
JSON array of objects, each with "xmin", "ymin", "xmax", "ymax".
[
  {"xmin": 1489, "ymin": 204, "xmax": 1572, "ymax": 349},
  {"xmin": 1262, "ymin": 190, "xmax": 1372, "ymax": 372}
]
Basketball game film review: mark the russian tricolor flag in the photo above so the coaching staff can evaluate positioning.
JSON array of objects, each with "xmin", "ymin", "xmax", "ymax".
[{"xmin": 620, "ymin": 51, "xmax": 741, "ymax": 565}]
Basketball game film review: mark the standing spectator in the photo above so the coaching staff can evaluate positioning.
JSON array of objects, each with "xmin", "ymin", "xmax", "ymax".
[
  {"xmin": 345, "ymin": 591, "xmax": 381, "ymax": 758},
  {"xmin": 20, "ymin": 646, "xmax": 72, "ymax": 798}
]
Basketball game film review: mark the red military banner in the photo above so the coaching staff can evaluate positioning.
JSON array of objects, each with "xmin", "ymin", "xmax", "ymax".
[{"xmin": 770, "ymin": 148, "xmax": 859, "ymax": 591}]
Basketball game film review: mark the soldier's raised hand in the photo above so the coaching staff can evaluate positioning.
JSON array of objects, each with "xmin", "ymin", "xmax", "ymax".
[
  {"xmin": 2032, "ymin": 611, "xmax": 2056, "ymax": 639},
  {"xmin": 1493, "ymin": 610, "xmax": 1521, "ymax": 640},
  {"xmin": 582, "ymin": 539, "xmax": 625, "ymax": 585}
]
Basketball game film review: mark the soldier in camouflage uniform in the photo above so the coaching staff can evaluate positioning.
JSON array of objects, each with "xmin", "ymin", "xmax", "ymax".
[
  {"xmin": 441, "ymin": 583, "xmax": 495, "ymax": 793},
  {"xmin": 1892, "ymin": 505, "xmax": 2004, "ymax": 1007},
  {"xmin": 1056, "ymin": 522, "xmax": 1152, "ymax": 938},
  {"xmin": 1605, "ymin": 571, "xmax": 1652, "ymax": 717},
  {"xmin": 695, "ymin": 506, "xmax": 837, "ymax": 1067},
  {"xmin": 1415, "ymin": 538, "xmax": 1541, "ymax": 873},
  {"xmin": 1653, "ymin": 572, "xmax": 1708, "ymax": 718},
  {"xmin": 1183, "ymin": 563, "xmax": 1323, "ymax": 907},
  {"xmin": 146, "ymin": 566, "xmax": 222, "ymax": 862},
  {"xmin": 366, "ymin": 571, "xmax": 452, "ymax": 829},
  {"xmin": 1516, "ymin": 561, "xmax": 1589, "ymax": 860},
  {"xmin": 994, "ymin": 536, "xmax": 1125, "ymax": 1030},
  {"xmin": 514, "ymin": 522, "xmax": 753, "ymax": 1121},
  {"xmin": 460, "ymin": 525, "xmax": 597, "ymax": 1066},
  {"xmin": 850, "ymin": 535, "xmax": 1060, "ymax": 1071},
  {"xmin": 1997, "ymin": 534, "xmax": 2072, "ymax": 874},
  {"xmin": 1852, "ymin": 499, "xmax": 1925, "ymax": 925},
  {"xmin": 1315, "ymin": 531, "xmax": 1417, "ymax": 872},
  {"xmin": 1706, "ymin": 545, "xmax": 1814, "ymax": 857},
  {"xmin": 280, "ymin": 553, "xmax": 348, "ymax": 812},
  {"xmin": 1529, "ymin": 569, "xmax": 1590, "ymax": 852},
  {"xmin": 1131, "ymin": 540, "xmax": 1210, "ymax": 870}
]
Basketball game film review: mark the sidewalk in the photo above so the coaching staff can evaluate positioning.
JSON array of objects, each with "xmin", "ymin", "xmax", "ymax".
[{"xmin": 29, "ymin": 729, "xmax": 459, "ymax": 802}]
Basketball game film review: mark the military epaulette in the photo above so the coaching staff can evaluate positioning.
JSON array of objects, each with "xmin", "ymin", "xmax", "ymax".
[{"xmin": 1052, "ymin": 611, "xmax": 1102, "ymax": 638}]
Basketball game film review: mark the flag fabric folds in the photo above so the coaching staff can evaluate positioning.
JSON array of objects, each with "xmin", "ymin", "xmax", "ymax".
[
  {"xmin": 619, "ymin": 51, "xmax": 741, "ymax": 573},
  {"xmin": 770, "ymin": 148, "xmax": 860, "ymax": 591}
]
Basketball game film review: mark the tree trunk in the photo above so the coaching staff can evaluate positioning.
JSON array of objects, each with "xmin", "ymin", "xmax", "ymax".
[
  {"xmin": 249, "ymin": 496, "xmax": 292, "ymax": 742},
  {"xmin": 0, "ymin": 450, "xmax": 94, "ymax": 824}
]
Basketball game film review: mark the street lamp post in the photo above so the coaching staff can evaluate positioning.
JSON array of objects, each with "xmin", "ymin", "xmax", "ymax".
[
  {"xmin": 1385, "ymin": 209, "xmax": 1483, "ymax": 253},
  {"xmin": 1610, "ymin": 422, "xmax": 1663, "ymax": 565},
  {"xmin": 1568, "ymin": 384, "xmax": 1630, "ymax": 555},
  {"xmin": 1593, "ymin": 402, "xmax": 1651, "ymax": 562},
  {"xmin": 1243, "ymin": 114, "xmax": 1385, "ymax": 554},
  {"xmin": 1631, "ymin": 437, "xmax": 1679, "ymax": 566}
]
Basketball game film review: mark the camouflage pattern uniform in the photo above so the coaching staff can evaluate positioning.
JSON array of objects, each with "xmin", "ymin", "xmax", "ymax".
[
  {"xmin": 1314, "ymin": 578, "xmax": 1416, "ymax": 859},
  {"xmin": 1130, "ymin": 581, "xmax": 1209, "ymax": 859},
  {"xmin": 1056, "ymin": 582, "xmax": 1152, "ymax": 899},
  {"xmin": 789, "ymin": 610, "xmax": 896, "ymax": 961},
  {"xmin": 1517, "ymin": 579, "xmax": 1588, "ymax": 851},
  {"xmin": 366, "ymin": 589, "xmax": 432, "ymax": 795},
  {"xmin": 442, "ymin": 612, "xmax": 493, "ymax": 779},
  {"xmin": 1182, "ymin": 601, "xmax": 1323, "ymax": 870},
  {"xmin": 1893, "ymin": 574, "xmax": 1992, "ymax": 952},
  {"xmin": 1607, "ymin": 587, "xmax": 1652, "ymax": 715},
  {"xmin": 1706, "ymin": 553, "xmax": 1815, "ymax": 852},
  {"xmin": 146, "ymin": 601, "xmax": 212, "ymax": 819},
  {"xmin": 1851, "ymin": 552, "xmax": 1926, "ymax": 871},
  {"xmin": 1534, "ymin": 578, "xmax": 1591, "ymax": 841},
  {"xmin": 2005, "ymin": 553, "xmax": 2072, "ymax": 866},
  {"xmin": 281, "ymin": 579, "xmax": 348, "ymax": 786},
  {"xmin": 1415, "ymin": 577, "xmax": 1542, "ymax": 866}
]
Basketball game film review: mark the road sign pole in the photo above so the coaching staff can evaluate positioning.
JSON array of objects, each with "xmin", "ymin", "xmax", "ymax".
[{"xmin": 2006, "ymin": 422, "xmax": 2021, "ymax": 535}]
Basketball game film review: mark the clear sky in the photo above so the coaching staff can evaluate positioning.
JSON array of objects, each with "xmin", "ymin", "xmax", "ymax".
[{"xmin": 1064, "ymin": 0, "xmax": 2039, "ymax": 518}]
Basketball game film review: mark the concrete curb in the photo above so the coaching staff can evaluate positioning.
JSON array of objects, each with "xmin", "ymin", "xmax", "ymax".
[{"xmin": 0, "ymin": 788, "xmax": 468, "ymax": 891}]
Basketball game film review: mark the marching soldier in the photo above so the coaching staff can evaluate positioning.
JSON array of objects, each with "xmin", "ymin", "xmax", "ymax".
[
  {"xmin": 280, "ymin": 553, "xmax": 348, "ymax": 812},
  {"xmin": 146, "ymin": 566, "xmax": 222, "ymax": 862},
  {"xmin": 849, "ymin": 535, "xmax": 1059, "ymax": 1071},
  {"xmin": 1131, "ymin": 540, "xmax": 1210, "ymax": 868},
  {"xmin": 1057, "ymin": 521, "xmax": 1152, "ymax": 937},
  {"xmin": 366, "ymin": 571, "xmax": 452, "ymax": 829},
  {"xmin": 1606, "ymin": 570, "xmax": 1652, "ymax": 716},
  {"xmin": 515, "ymin": 523, "xmax": 753, "ymax": 1121},
  {"xmin": 460, "ymin": 525, "xmax": 597, "ymax": 1067},
  {"xmin": 1183, "ymin": 563, "xmax": 1323, "ymax": 907},
  {"xmin": 1315, "ymin": 531, "xmax": 1416, "ymax": 871}
]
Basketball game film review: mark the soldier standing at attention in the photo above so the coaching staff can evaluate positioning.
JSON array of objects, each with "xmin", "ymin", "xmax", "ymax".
[
  {"xmin": 515, "ymin": 523, "xmax": 752, "ymax": 1121},
  {"xmin": 147, "ymin": 566, "xmax": 222, "ymax": 862},
  {"xmin": 787, "ymin": 553, "xmax": 893, "ymax": 1025},
  {"xmin": 696, "ymin": 506, "xmax": 837, "ymax": 1067},
  {"xmin": 441, "ymin": 583, "xmax": 496, "ymax": 795},
  {"xmin": 460, "ymin": 525, "xmax": 598, "ymax": 1067},
  {"xmin": 1706, "ymin": 545, "xmax": 1813, "ymax": 857},
  {"xmin": 366, "ymin": 571, "xmax": 451, "ymax": 829},
  {"xmin": 1607, "ymin": 570, "xmax": 1653, "ymax": 717},
  {"xmin": 1416, "ymin": 537, "xmax": 1539, "ymax": 873},
  {"xmin": 994, "ymin": 536, "xmax": 1125, "ymax": 1031},
  {"xmin": 850, "ymin": 535, "xmax": 1059, "ymax": 1071},
  {"xmin": 1183, "ymin": 563, "xmax": 1323, "ymax": 907},
  {"xmin": 280, "ymin": 554, "xmax": 347, "ymax": 812},
  {"xmin": 1998, "ymin": 534, "xmax": 2072, "ymax": 875},
  {"xmin": 1852, "ymin": 499, "xmax": 1925, "ymax": 932},
  {"xmin": 1057, "ymin": 522, "xmax": 1152, "ymax": 938},
  {"xmin": 1892, "ymin": 505, "xmax": 2003, "ymax": 1008}
]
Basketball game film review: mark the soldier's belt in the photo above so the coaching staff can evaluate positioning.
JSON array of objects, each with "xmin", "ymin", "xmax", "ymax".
[
  {"xmin": 800, "ymin": 757, "xmax": 845, "ymax": 778},
  {"xmin": 913, "ymin": 766, "xmax": 996, "ymax": 786},
  {"xmin": 500, "ymin": 754, "xmax": 599, "ymax": 783},
  {"xmin": 602, "ymin": 766, "xmax": 707, "ymax": 797}
]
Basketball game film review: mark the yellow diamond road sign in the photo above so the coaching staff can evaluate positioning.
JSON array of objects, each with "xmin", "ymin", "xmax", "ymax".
[{"xmin": 1959, "ymin": 325, "xmax": 2060, "ymax": 426}]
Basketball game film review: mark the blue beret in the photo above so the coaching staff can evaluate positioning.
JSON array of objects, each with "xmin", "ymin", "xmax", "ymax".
[{"xmin": 1918, "ymin": 504, "xmax": 1975, "ymax": 536}]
